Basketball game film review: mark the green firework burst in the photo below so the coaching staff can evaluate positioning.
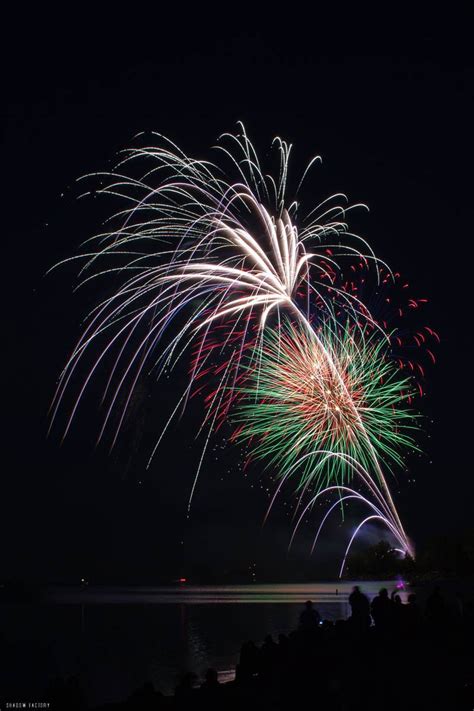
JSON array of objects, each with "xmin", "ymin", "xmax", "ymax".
[{"xmin": 233, "ymin": 317, "xmax": 420, "ymax": 492}]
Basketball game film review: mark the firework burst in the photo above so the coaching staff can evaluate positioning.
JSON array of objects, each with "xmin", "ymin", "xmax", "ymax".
[
  {"xmin": 233, "ymin": 318, "xmax": 419, "ymax": 492},
  {"xmin": 49, "ymin": 124, "xmax": 435, "ymax": 564},
  {"xmin": 49, "ymin": 124, "xmax": 382, "ymax": 447}
]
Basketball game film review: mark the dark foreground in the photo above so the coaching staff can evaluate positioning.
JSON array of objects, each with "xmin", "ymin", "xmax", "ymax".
[{"xmin": 28, "ymin": 586, "xmax": 474, "ymax": 710}]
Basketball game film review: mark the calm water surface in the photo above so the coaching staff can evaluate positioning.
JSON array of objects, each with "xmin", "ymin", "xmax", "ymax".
[{"xmin": 1, "ymin": 581, "xmax": 409, "ymax": 705}]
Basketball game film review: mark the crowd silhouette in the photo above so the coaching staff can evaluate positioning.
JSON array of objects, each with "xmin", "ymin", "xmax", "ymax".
[{"xmin": 41, "ymin": 585, "xmax": 473, "ymax": 710}]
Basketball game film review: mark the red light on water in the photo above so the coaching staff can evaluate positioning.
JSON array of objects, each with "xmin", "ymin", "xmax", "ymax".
[{"xmin": 178, "ymin": 577, "xmax": 187, "ymax": 583}]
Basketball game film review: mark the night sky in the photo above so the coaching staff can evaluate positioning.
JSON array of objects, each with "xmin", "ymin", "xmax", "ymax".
[{"xmin": 3, "ymin": 7, "xmax": 473, "ymax": 583}]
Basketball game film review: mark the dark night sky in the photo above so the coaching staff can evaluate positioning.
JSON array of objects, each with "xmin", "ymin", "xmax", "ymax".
[{"xmin": 2, "ymin": 7, "xmax": 473, "ymax": 582}]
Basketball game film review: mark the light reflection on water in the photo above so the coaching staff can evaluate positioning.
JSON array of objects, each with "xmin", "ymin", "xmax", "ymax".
[
  {"xmin": 48, "ymin": 580, "xmax": 410, "ymax": 608},
  {"xmin": 3, "ymin": 581, "xmax": 409, "ymax": 704}
]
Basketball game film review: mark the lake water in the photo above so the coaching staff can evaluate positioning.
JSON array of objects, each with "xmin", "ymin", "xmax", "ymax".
[{"xmin": 1, "ymin": 581, "xmax": 409, "ymax": 705}]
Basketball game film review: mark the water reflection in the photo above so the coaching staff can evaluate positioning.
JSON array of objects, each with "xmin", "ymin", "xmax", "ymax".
[
  {"xmin": 3, "ymin": 581, "xmax": 410, "ymax": 704},
  {"xmin": 49, "ymin": 580, "xmax": 409, "ymax": 609}
]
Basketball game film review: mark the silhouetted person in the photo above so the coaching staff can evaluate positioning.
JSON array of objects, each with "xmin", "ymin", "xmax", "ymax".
[
  {"xmin": 371, "ymin": 587, "xmax": 394, "ymax": 634},
  {"xmin": 277, "ymin": 633, "xmax": 290, "ymax": 663},
  {"xmin": 404, "ymin": 592, "xmax": 422, "ymax": 637},
  {"xmin": 127, "ymin": 681, "xmax": 163, "ymax": 709},
  {"xmin": 349, "ymin": 585, "xmax": 371, "ymax": 632},
  {"xmin": 175, "ymin": 671, "xmax": 197, "ymax": 699},
  {"xmin": 199, "ymin": 668, "xmax": 221, "ymax": 709},
  {"xmin": 237, "ymin": 640, "xmax": 260, "ymax": 680},
  {"xmin": 299, "ymin": 599, "xmax": 321, "ymax": 631},
  {"xmin": 425, "ymin": 586, "xmax": 447, "ymax": 626},
  {"xmin": 260, "ymin": 634, "xmax": 279, "ymax": 679},
  {"xmin": 200, "ymin": 667, "xmax": 220, "ymax": 693},
  {"xmin": 391, "ymin": 592, "xmax": 404, "ymax": 631}
]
